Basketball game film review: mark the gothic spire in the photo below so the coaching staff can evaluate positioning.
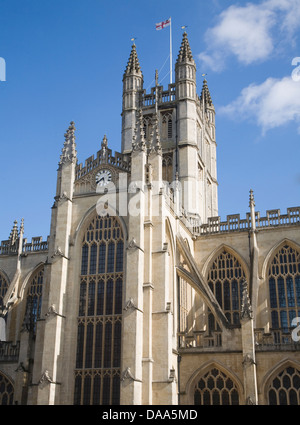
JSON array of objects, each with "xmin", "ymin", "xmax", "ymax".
[
  {"xmin": 176, "ymin": 32, "xmax": 194, "ymax": 63},
  {"xmin": 59, "ymin": 121, "xmax": 77, "ymax": 166},
  {"xmin": 149, "ymin": 111, "xmax": 162, "ymax": 155},
  {"xmin": 124, "ymin": 43, "xmax": 142, "ymax": 76},
  {"xmin": 9, "ymin": 220, "xmax": 18, "ymax": 245},
  {"xmin": 132, "ymin": 109, "xmax": 146, "ymax": 152},
  {"xmin": 200, "ymin": 78, "xmax": 213, "ymax": 107}
]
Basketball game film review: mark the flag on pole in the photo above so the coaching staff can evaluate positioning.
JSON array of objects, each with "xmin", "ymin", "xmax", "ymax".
[{"xmin": 156, "ymin": 18, "xmax": 171, "ymax": 30}]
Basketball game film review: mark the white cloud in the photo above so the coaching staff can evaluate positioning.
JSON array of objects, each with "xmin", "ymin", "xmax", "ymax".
[
  {"xmin": 198, "ymin": 0, "xmax": 300, "ymax": 71},
  {"xmin": 219, "ymin": 76, "xmax": 300, "ymax": 134}
]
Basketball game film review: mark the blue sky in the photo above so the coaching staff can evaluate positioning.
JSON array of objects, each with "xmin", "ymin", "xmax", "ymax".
[{"xmin": 0, "ymin": 0, "xmax": 299, "ymax": 241}]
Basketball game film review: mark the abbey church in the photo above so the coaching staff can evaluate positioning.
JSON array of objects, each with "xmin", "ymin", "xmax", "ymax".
[{"xmin": 0, "ymin": 32, "xmax": 300, "ymax": 405}]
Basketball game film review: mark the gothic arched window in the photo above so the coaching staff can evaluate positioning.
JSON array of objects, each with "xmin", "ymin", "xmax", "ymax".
[
  {"xmin": 74, "ymin": 214, "xmax": 124, "ymax": 405},
  {"xmin": 268, "ymin": 366, "xmax": 300, "ymax": 405},
  {"xmin": 23, "ymin": 266, "xmax": 44, "ymax": 334},
  {"xmin": 162, "ymin": 153, "xmax": 173, "ymax": 183},
  {"xmin": 143, "ymin": 115, "xmax": 152, "ymax": 141},
  {"xmin": 162, "ymin": 112, "xmax": 172, "ymax": 139},
  {"xmin": 194, "ymin": 368, "xmax": 239, "ymax": 405},
  {"xmin": 268, "ymin": 244, "xmax": 300, "ymax": 330},
  {"xmin": 0, "ymin": 372, "xmax": 14, "ymax": 405},
  {"xmin": 207, "ymin": 250, "xmax": 246, "ymax": 330},
  {"xmin": 0, "ymin": 272, "xmax": 9, "ymax": 310}
]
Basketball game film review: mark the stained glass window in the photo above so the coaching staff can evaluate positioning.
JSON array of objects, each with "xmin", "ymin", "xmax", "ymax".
[
  {"xmin": 194, "ymin": 368, "xmax": 239, "ymax": 405},
  {"xmin": 74, "ymin": 214, "xmax": 124, "ymax": 405},
  {"xmin": 207, "ymin": 250, "xmax": 246, "ymax": 330},
  {"xmin": 0, "ymin": 372, "xmax": 14, "ymax": 405},
  {"xmin": 268, "ymin": 245, "xmax": 300, "ymax": 330},
  {"xmin": 0, "ymin": 272, "xmax": 9, "ymax": 310},
  {"xmin": 23, "ymin": 266, "xmax": 44, "ymax": 334},
  {"xmin": 268, "ymin": 367, "xmax": 300, "ymax": 405}
]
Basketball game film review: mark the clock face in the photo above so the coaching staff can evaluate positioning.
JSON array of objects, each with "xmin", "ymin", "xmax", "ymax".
[{"xmin": 95, "ymin": 169, "xmax": 112, "ymax": 186}]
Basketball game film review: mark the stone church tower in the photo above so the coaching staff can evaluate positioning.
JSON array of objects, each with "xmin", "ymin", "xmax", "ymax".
[{"xmin": 0, "ymin": 32, "xmax": 300, "ymax": 406}]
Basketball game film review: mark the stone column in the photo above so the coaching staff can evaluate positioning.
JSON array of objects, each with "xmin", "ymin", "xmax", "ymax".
[{"xmin": 240, "ymin": 279, "xmax": 258, "ymax": 405}]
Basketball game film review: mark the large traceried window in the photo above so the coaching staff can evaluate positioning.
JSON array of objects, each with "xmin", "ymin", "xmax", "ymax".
[
  {"xmin": 268, "ymin": 366, "xmax": 300, "ymax": 405},
  {"xmin": 0, "ymin": 272, "xmax": 9, "ymax": 311},
  {"xmin": 23, "ymin": 266, "xmax": 44, "ymax": 334},
  {"xmin": 207, "ymin": 249, "xmax": 246, "ymax": 330},
  {"xmin": 268, "ymin": 244, "xmax": 300, "ymax": 330},
  {"xmin": 194, "ymin": 367, "xmax": 239, "ymax": 405},
  {"xmin": 0, "ymin": 372, "xmax": 14, "ymax": 405},
  {"xmin": 74, "ymin": 214, "xmax": 124, "ymax": 405}
]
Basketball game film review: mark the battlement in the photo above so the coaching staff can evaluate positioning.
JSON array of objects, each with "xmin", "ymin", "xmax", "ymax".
[
  {"xmin": 0, "ymin": 236, "xmax": 49, "ymax": 256},
  {"xmin": 194, "ymin": 206, "xmax": 300, "ymax": 236},
  {"xmin": 141, "ymin": 83, "xmax": 176, "ymax": 108},
  {"xmin": 75, "ymin": 143, "xmax": 130, "ymax": 181}
]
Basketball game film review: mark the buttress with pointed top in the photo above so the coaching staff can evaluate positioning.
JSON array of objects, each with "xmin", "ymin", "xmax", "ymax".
[
  {"xmin": 124, "ymin": 43, "xmax": 143, "ymax": 76},
  {"xmin": 200, "ymin": 79, "xmax": 213, "ymax": 107},
  {"xmin": 59, "ymin": 121, "xmax": 77, "ymax": 166},
  {"xmin": 176, "ymin": 32, "xmax": 194, "ymax": 64}
]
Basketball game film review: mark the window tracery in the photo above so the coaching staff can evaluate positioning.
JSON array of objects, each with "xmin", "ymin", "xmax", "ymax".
[
  {"xmin": 268, "ymin": 244, "xmax": 300, "ymax": 330},
  {"xmin": 161, "ymin": 112, "xmax": 172, "ymax": 139},
  {"xmin": 162, "ymin": 152, "xmax": 173, "ymax": 183},
  {"xmin": 23, "ymin": 266, "xmax": 44, "ymax": 334},
  {"xmin": 0, "ymin": 372, "xmax": 14, "ymax": 405},
  {"xmin": 207, "ymin": 250, "xmax": 246, "ymax": 330},
  {"xmin": 0, "ymin": 272, "xmax": 9, "ymax": 310},
  {"xmin": 74, "ymin": 214, "xmax": 124, "ymax": 405},
  {"xmin": 142, "ymin": 115, "xmax": 152, "ymax": 141},
  {"xmin": 268, "ymin": 366, "xmax": 300, "ymax": 405},
  {"xmin": 194, "ymin": 368, "xmax": 239, "ymax": 405}
]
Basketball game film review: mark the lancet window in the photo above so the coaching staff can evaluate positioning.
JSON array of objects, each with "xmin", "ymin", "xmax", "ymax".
[
  {"xmin": 268, "ymin": 366, "xmax": 300, "ymax": 405},
  {"xmin": 0, "ymin": 272, "xmax": 9, "ymax": 310},
  {"xmin": 74, "ymin": 214, "xmax": 124, "ymax": 405},
  {"xmin": 0, "ymin": 372, "xmax": 14, "ymax": 405},
  {"xmin": 23, "ymin": 266, "xmax": 44, "ymax": 334},
  {"xmin": 268, "ymin": 244, "xmax": 300, "ymax": 330},
  {"xmin": 161, "ymin": 112, "xmax": 173, "ymax": 139},
  {"xmin": 162, "ymin": 152, "xmax": 173, "ymax": 183},
  {"xmin": 143, "ymin": 115, "xmax": 153, "ymax": 141},
  {"xmin": 207, "ymin": 250, "xmax": 246, "ymax": 330},
  {"xmin": 194, "ymin": 368, "xmax": 239, "ymax": 405}
]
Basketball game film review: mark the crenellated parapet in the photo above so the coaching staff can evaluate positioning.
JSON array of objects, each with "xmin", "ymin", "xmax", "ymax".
[
  {"xmin": 0, "ymin": 236, "xmax": 49, "ymax": 256},
  {"xmin": 75, "ymin": 136, "xmax": 131, "ymax": 182},
  {"xmin": 194, "ymin": 206, "xmax": 300, "ymax": 236}
]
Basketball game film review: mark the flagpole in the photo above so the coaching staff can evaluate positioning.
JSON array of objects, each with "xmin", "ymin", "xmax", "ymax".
[{"xmin": 169, "ymin": 17, "xmax": 172, "ymax": 84}]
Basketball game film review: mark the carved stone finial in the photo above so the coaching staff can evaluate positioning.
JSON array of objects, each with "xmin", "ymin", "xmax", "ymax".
[
  {"xmin": 19, "ymin": 218, "xmax": 24, "ymax": 235},
  {"xmin": 102, "ymin": 134, "xmax": 108, "ymax": 148},
  {"xmin": 9, "ymin": 220, "xmax": 18, "ymax": 245},
  {"xmin": 249, "ymin": 189, "xmax": 255, "ymax": 208},
  {"xmin": 59, "ymin": 121, "xmax": 77, "ymax": 166},
  {"xmin": 240, "ymin": 279, "xmax": 253, "ymax": 321},
  {"xmin": 148, "ymin": 112, "xmax": 162, "ymax": 155},
  {"xmin": 132, "ymin": 109, "xmax": 146, "ymax": 152}
]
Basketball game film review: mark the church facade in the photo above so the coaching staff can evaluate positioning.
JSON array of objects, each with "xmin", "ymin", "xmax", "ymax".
[{"xmin": 0, "ymin": 32, "xmax": 300, "ymax": 405}]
